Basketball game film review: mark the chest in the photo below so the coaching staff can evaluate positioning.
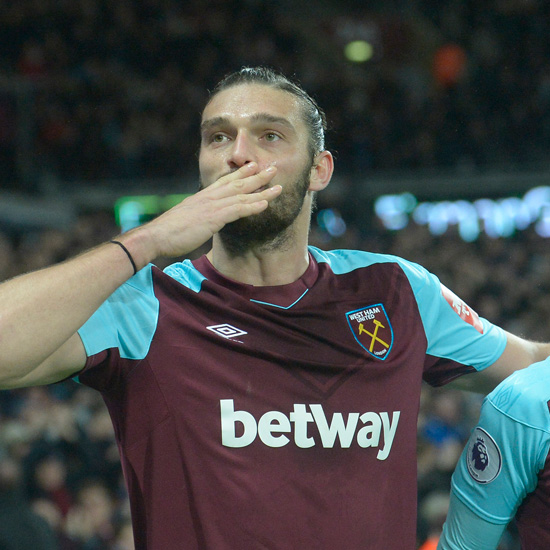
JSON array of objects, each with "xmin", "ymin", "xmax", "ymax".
[{"xmin": 149, "ymin": 265, "xmax": 427, "ymax": 408}]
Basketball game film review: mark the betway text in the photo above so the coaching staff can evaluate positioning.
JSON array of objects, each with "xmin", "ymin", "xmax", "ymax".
[{"xmin": 220, "ymin": 399, "xmax": 400, "ymax": 460}]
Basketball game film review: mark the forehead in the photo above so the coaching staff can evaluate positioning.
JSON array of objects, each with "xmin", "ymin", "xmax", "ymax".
[{"xmin": 202, "ymin": 83, "xmax": 305, "ymax": 129}]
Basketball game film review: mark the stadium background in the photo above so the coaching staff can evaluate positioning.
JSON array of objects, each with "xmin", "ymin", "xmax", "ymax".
[{"xmin": 1, "ymin": 1, "xmax": 549, "ymax": 548}]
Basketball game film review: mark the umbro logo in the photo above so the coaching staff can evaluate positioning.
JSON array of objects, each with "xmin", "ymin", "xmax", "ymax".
[{"xmin": 206, "ymin": 324, "xmax": 247, "ymax": 339}]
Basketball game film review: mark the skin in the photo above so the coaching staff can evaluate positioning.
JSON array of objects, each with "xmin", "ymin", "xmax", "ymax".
[
  {"xmin": 199, "ymin": 83, "xmax": 334, "ymax": 284},
  {"xmin": 0, "ymin": 82, "xmax": 547, "ymax": 393},
  {"xmin": 0, "ymin": 83, "xmax": 333, "ymax": 387}
]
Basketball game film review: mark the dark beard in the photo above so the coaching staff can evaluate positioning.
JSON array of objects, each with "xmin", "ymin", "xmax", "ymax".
[{"xmin": 215, "ymin": 162, "xmax": 313, "ymax": 256}]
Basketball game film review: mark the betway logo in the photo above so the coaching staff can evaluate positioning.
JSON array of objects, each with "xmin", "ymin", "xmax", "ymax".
[{"xmin": 220, "ymin": 399, "xmax": 400, "ymax": 460}]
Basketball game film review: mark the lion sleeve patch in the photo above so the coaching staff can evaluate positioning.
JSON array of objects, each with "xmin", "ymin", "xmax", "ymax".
[{"xmin": 466, "ymin": 427, "xmax": 502, "ymax": 483}]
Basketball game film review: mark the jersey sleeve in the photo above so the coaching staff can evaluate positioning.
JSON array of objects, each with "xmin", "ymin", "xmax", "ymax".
[
  {"xmin": 395, "ymin": 257, "xmax": 507, "ymax": 373},
  {"xmin": 449, "ymin": 397, "xmax": 549, "ymax": 525},
  {"xmin": 76, "ymin": 265, "xmax": 160, "ymax": 382},
  {"xmin": 437, "ymin": 490, "xmax": 506, "ymax": 550},
  {"xmin": 440, "ymin": 362, "xmax": 550, "ymax": 548},
  {"xmin": 308, "ymin": 247, "xmax": 507, "ymax": 376}
]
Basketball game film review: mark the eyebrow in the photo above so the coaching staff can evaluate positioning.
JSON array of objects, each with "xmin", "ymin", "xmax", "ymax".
[{"xmin": 200, "ymin": 113, "xmax": 296, "ymax": 134}]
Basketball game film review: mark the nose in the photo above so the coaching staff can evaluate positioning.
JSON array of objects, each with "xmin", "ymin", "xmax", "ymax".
[{"xmin": 227, "ymin": 131, "xmax": 256, "ymax": 169}]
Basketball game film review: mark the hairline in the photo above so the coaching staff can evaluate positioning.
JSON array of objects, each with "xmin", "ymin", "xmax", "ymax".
[{"xmin": 205, "ymin": 78, "xmax": 325, "ymax": 158}]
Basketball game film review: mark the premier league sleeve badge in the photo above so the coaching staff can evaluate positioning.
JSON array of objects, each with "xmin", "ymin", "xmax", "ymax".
[{"xmin": 466, "ymin": 427, "xmax": 502, "ymax": 484}]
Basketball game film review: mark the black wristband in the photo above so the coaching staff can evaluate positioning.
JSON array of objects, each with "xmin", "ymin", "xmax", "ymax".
[{"xmin": 110, "ymin": 240, "xmax": 138, "ymax": 275}]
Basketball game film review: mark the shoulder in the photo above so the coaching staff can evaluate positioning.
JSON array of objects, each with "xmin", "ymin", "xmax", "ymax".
[
  {"xmin": 105, "ymin": 264, "xmax": 156, "ymax": 300},
  {"xmin": 163, "ymin": 259, "xmax": 206, "ymax": 293},
  {"xmin": 308, "ymin": 246, "xmax": 431, "ymax": 279},
  {"xmin": 487, "ymin": 358, "xmax": 550, "ymax": 431}
]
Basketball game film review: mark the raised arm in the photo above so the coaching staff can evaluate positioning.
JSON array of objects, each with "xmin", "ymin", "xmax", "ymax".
[{"xmin": 0, "ymin": 163, "xmax": 281, "ymax": 388}]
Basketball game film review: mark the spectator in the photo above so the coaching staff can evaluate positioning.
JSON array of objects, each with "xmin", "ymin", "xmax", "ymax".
[
  {"xmin": 0, "ymin": 1, "xmax": 549, "ymax": 186},
  {"xmin": 0, "ymin": 457, "xmax": 59, "ymax": 550}
]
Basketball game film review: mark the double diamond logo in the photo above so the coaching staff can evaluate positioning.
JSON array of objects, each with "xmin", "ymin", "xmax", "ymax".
[{"xmin": 206, "ymin": 324, "xmax": 248, "ymax": 340}]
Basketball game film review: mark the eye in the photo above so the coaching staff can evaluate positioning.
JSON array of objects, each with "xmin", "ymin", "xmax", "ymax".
[
  {"xmin": 211, "ymin": 133, "xmax": 229, "ymax": 144},
  {"xmin": 264, "ymin": 132, "xmax": 281, "ymax": 142}
]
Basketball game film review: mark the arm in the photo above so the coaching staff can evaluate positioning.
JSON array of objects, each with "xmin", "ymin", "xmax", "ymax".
[
  {"xmin": 0, "ymin": 163, "xmax": 281, "ymax": 388},
  {"xmin": 440, "ymin": 363, "xmax": 550, "ymax": 549},
  {"xmin": 437, "ymin": 491, "xmax": 506, "ymax": 550},
  {"xmin": 451, "ymin": 331, "xmax": 550, "ymax": 393},
  {"xmin": 403, "ymin": 262, "xmax": 550, "ymax": 392}
]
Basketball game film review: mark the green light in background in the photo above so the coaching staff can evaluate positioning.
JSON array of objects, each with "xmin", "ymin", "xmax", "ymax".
[
  {"xmin": 344, "ymin": 40, "xmax": 374, "ymax": 63},
  {"xmin": 114, "ymin": 194, "xmax": 192, "ymax": 232}
]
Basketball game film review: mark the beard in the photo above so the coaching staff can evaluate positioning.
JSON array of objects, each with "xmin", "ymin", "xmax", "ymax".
[{"xmin": 202, "ymin": 160, "xmax": 313, "ymax": 256}]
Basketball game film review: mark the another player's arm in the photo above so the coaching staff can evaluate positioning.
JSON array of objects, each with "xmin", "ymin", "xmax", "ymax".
[
  {"xmin": 439, "ymin": 371, "xmax": 547, "ymax": 550},
  {"xmin": 0, "ymin": 164, "xmax": 281, "ymax": 388},
  {"xmin": 437, "ymin": 491, "xmax": 507, "ymax": 550}
]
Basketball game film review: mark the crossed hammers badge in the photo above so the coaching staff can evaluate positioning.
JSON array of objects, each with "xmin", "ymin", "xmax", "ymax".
[{"xmin": 346, "ymin": 304, "xmax": 393, "ymax": 360}]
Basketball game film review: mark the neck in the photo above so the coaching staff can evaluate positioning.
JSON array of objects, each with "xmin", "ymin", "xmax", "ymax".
[
  {"xmin": 208, "ymin": 218, "xmax": 311, "ymax": 286},
  {"xmin": 208, "ymin": 236, "xmax": 310, "ymax": 286},
  {"xmin": 208, "ymin": 195, "xmax": 314, "ymax": 286}
]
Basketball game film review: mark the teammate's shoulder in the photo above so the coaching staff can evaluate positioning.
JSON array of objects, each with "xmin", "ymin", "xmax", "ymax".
[{"xmin": 488, "ymin": 358, "xmax": 550, "ymax": 429}]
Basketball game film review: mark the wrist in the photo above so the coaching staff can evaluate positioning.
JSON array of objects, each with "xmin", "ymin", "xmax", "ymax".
[
  {"xmin": 110, "ymin": 241, "xmax": 137, "ymax": 274},
  {"xmin": 114, "ymin": 227, "xmax": 159, "ymax": 271}
]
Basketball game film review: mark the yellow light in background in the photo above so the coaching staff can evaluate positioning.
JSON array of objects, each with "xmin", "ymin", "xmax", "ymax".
[{"xmin": 344, "ymin": 40, "xmax": 374, "ymax": 63}]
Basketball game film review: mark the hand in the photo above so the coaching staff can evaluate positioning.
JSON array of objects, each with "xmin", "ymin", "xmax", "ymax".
[{"xmin": 123, "ymin": 162, "xmax": 281, "ymax": 262}]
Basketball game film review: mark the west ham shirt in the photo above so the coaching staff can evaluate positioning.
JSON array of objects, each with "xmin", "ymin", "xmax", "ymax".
[
  {"xmin": 439, "ymin": 358, "xmax": 550, "ymax": 550},
  {"xmin": 76, "ymin": 246, "xmax": 506, "ymax": 549}
]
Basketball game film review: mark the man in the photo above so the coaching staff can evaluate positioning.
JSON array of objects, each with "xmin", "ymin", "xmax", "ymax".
[
  {"xmin": 0, "ymin": 66, "xmax": 549, "ymax": 549},
  {"xmin": 438, "ymin": 358, "xmax": 550, "ymax": 550}
]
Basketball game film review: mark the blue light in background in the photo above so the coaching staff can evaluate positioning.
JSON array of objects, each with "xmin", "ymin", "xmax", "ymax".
[
  {"xmin": 316, "ymin": 208, "xmax": 347, "ymax": 238},
  {"xmin": 374, "ymin": 186, "xmax": 550, "ymax": 241}
]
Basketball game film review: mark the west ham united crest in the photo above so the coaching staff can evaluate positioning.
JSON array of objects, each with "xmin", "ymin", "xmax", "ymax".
[{"xmin": 346, "ymin": 304, "xmax": 393, "ymax": 360}]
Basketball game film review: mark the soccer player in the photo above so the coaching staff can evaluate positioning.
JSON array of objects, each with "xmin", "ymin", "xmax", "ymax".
[
  {"xmin": 1, "ymin": 66, "xmax": 550, "ymax": 549},
  {"xmin": 438, "ymin": 357, "xmax": 550, "ymax": 550}
]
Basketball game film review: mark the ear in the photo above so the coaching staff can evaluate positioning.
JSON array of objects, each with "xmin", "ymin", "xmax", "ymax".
[{"xmin": 309, "ymin": 151, "xmax": 334, "ymax": 192}]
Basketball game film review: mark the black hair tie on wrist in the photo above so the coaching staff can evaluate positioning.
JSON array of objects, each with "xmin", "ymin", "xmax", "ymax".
[{"xmin": 110, "ymin": 240, "xmax": 138, "ymax": 275}]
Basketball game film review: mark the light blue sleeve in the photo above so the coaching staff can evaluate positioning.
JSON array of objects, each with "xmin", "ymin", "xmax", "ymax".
[
  {"xmin": 437, "ymin": 490, "xmax": 506, "ymax": 550},
  {"xmin": 443, "ymin": 360, "xmax": 550, "ymax": 539},
  {"xmin": 77, "ymin": 265, "xmax": 160, "ymax": 361},
  {"xmin": 450, "ymin": 403, "xmax": 546, "ymax": 524},
  {"xmin": 309, "ymin": 247, "xmax": 507, "ymax": 370}
]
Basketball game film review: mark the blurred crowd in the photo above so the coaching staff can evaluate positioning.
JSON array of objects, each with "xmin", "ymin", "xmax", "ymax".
[
  {"xmin": 0, "ymin": 0, "xmax": 549, "ymax": 190},
  {"xmin": 2, "ymin": 210, "xmax": 550, "ymax": 548}
]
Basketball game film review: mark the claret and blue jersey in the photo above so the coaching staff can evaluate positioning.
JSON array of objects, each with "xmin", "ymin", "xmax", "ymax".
[{"xmin": 76, "ymin": 246, "xmax": 506, "ymax": 550}]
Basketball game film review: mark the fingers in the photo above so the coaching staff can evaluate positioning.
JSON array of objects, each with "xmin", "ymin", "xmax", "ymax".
[
  {"xmin": 213, "ymin": 182, "xmax": 282, "ymax": 221},
  {"xmin": 212, "ymin": 163, "xmax": 282, "ymax": 221},
  {"xmin": 208, "ymin": 162, "xmax": 278, "ymax": 198},
  {"xmin": 137, "ymin": 164, "xmax": 283, "ymax": 258}
]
